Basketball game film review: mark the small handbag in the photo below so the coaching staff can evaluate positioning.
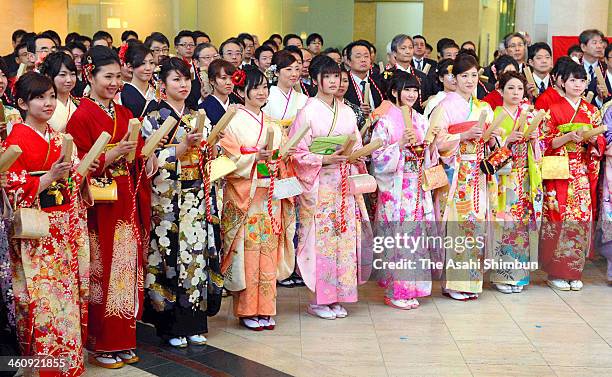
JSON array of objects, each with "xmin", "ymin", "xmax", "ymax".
[
  {"xmin": 422, "ymin": 164, "xmax": 449, "ymax": 191},
  {"xmin": 348, "ymin": 174, "xmax": 377, "ymax": 195},
  {"xmin": 208, "ymin": 155, "xmax": 238, "ymax": 182},
  {"xmin": 541, "ymin": 154, "xmax": 570, "ymax": 179},
  {"xmin": 480, "ymin": 139, "xmax": 513, "ymax": 175},
  {"xmin": 13, "ymin": 207, "xmax": 50, "ymax": 239},
  {"xmin": 272, "ymin": 177, "xmax": 303, "ymax": 199},
  {"xmin": 89, "ymin": 177, "xmax": 118, "ymax": 203}
]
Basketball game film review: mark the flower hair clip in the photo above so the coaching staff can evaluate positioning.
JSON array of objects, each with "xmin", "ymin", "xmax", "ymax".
[
  {"xmin": 118, "ymin": 43, "xmax": 128, "ymax": 65},
  {"xmin": 264, "ymin": 64, "xmax": 278, "ymax": 84},
  {"xmin": 231, "ymin": 69, "xmax": 247, "ymax": 87},
  {"xmin": 83, "ymin": 56, "xmax": 95, "ymax": 80}
]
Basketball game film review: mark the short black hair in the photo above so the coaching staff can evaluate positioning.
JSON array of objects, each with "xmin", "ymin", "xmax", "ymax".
[
  {"xmin": 551, "ymin": 56, "xmax": 574, "ymax": 80},
  {"xmin": 39, "ymin": 51, "xmax": 77, "ymax": 80},
  {"xmin": 309, "ymin": 54, "xmax": 341, "ymax": 80},
  {"xmin": 121, "ymin": 30, "xmax": 139, "ymax": 42},
  {"xmin": 345, "ymin": 40, "xmax": 371, "ymax": 60},
  {"xmin": 12, "ymin": 29, "xmax": 27, "ymax": 44},
  {"xmin": 306, "ymin": 33, "xmax": 323, "ymax": 46},
  {"xmin": 159, "ymin": 56, "xmax": 191, "ymax": 83},
  {"xmin": 528, "ymin": 42, "xmax": 552, "ymax": 61},
  {"xmin": 435, "ymin": 58, "xmax": 454, "ymax": 79},
  {"xmin": 494, "ymin": 54, "xmax": 519, "ymax": 74},
  {"xmin": 237, "ymin": 33, "xmax": 255, "ymax": 44},
  {"xmin": 83, "ymin": 45, "xmax": 120, "ymax": 77},
  {"xmin": 440, "ymin": 41, "xmax": 460, "ymax": 55},
  {"xmin": 270, "ymin": 34, "xmax": 282, "ymax": 41},
  {"xmin": 15, "ymin": 71, "xmax": 55, "ymax": 108},
  {"xmin": 436, "ymin": 38, "xmax": 455, "ymax": 54},
  {"xmin": 283, "ymin": 34, "xmax": 302, "ymax": 47},
  {"xmin": 92, "ymin": 30, "xmax": 113, "ymax": 43},
  {"xmin": 262, "ymin": 39, "xmax": 278, "ymax": 50},
  {"xmin": 579, "ymin": 29, "xmax": 605, "ymax": 46},
  {"xmin": 66, "ymin": 42, "xmax": 87, "ymax": 55},
  {"xmin": 41, "ymin": 30, "xmax": 61, "ymax": 46},
  {"xmin": 386, "ymin": 70, "xmax": 420, "ymax": 105},
  {"xmin": 220, "ymin": 38, "xmax": 243, "ymax": 55},
  {"xmin": 65, "ymin": 32, "xmax": 80, "ymax": 45},
  {"xmin": 272, "ymin": 50, "xmax": 298, "ymax": 71},
  {"xmin": 192, "ymin": 31, "xmax": 211, "ymax": 42},
  {"xmin": 413, "ymin": 35, "xmax": 426, "ymax": 43},
  {"xmin": 144, "ymin": 32, "xmax": 170, "ymax": 49},
  {"xmin": 238, "ymin": 66, "xmax": 268, "ymax": 99},
  {"xmin": 255, "ymin": 45, "xmax": 274, "ymax": 60},
  {"xmin": 25, "ymin": 34, "xmax": 56, "ymax": 54},
  {"xmin": 174, "ymin": 30, "xmax": 194, "ymax": 46},
  {"xmin": 322, "ymin": 47, "xmax": 341, "ymax": 56},
  {"xmin": 75, "ymin": 35, "xmax": 92, "ymax": 46},
  {"xmin": 284, "ymin": 45, "xmax": 303, "ymax": 60},
  {"xmin": 425, "ymin": 43, "xmax": 433, "ymax": 52},
  {"xmin": 560, "ymin": 61, "xmax": 587, "ymax": 82},
  {"xmin": 124, "ymin": 42, "xmax": 152, "ymax": 68},
  {"xmin": 461, "ymin": 41, "xmax": 476, "ymax": 49},
  {"xmin": 567, "ymin": 44, "xmax": 582, "ymax": 56},
  {"xmin": 605, "ymin": 44, "xmax": 612, "ymax": 59},
  {"xmin": 208, "ymin": 59, "xmax": 236, "ymax": 79}
]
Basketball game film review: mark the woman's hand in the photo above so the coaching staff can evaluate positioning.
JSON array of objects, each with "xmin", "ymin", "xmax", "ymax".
[
  {"xmin": 588, "ymin": 135, "xmax": 599, "ymax": 145},
  {"xmin": 460, "ymin": 125, "xmax": 483, "ymax": 141},
  {"xmin": 282, "ymin": 147, "xmax": 297, "ymax": 161},
  {"xmin": 106, "ymin": 131, "xmax": 137, "ymax": 164},
  {"xmin": 256, "ymin": 148, "xmax": 274, "ymax": 161},
  {"xmin": 551, "ymin": 131, "xmax": 582, "ymax": 149},
  {"xmin": 176, "ymin": 129, "xmax": 203, "ymax": 159},
  {"xmin": 88, "ymin": 158, "xmax": 100, "ymax": 175},
  {"xmin": 322, "ymin": 149, "xmax": 348, "ymax": 165},
  {"xmin": 505, "ymin": 130, "xmax": 524, "ymax": 144},
  {"xmin": 528, "ymin": 129, "xmax": 538, "ymax": 141},
  {"xmin": 38, "ymin": 156, "xmax": 71, "ymax": 193}
]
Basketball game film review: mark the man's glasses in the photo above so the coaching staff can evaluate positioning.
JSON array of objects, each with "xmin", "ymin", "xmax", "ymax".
[
  {"xmin": 152, "ymin": 48, "xmax": 170, "ymax": 54},
  {"xmin": 176, "ymin": 43, "xmax": 195, "ymax": 48}
]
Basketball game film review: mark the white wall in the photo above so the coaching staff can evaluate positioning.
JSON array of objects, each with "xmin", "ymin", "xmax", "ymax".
[{"xmin": 375, "ymin": 2, "xmax": 423, "ymax": 62}]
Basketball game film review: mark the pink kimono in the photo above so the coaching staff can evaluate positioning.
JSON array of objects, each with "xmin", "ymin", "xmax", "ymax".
[{"xmin": 289, "ymin": 97, "xmax": 372, "ymax": 305}]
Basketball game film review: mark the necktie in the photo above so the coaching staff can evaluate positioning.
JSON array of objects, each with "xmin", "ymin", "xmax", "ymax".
[
  {"xmin": 415, "ymin": 59, "xmax": 422, "ymax": 71},
  {"xmin": 360, "ymin": 80, "xmax": 366, "ymax": 98},
  {"xmin": 539, "ymin": 81, "xmax": 546, "ymax": 94},
  {"xmin": 589, "ymin": 65, "xmax": 595, "ymax": 81}
]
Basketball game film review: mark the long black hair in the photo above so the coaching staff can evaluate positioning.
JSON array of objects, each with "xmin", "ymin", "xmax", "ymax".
[
  {"xmin": 158, "ymin": 56, "xmax": 191, "ymax": 83},
  {"xmin": 39, "ymin": 51, "xmax": 77, "ymax": 81},
  {"xmin": 386, "ymin": 70, "xmax": 420, "ymax": 105},
  {"xmin": 309, "ymin": 54, "xmax": 341, "ymax": 82}
]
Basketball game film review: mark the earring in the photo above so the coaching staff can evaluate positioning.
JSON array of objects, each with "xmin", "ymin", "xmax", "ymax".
[{"xmin": 161, "ymin": 85, "xmax": 167, "ymax": 100}]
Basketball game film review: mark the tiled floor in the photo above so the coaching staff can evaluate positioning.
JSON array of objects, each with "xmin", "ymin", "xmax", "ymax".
[{"xmin": 86, "ymin": 259, "xmax": 612, "ymax": 377}]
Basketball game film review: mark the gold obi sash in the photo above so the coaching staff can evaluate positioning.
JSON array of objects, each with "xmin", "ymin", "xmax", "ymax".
[{"xmin": 104, "ymin": 143, "xmax": 129, "ymax": 177}]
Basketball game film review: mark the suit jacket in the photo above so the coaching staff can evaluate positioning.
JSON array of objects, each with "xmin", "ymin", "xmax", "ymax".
[
  {"xmin": 583, "ymin": 60, "xmax": 608, "ymax": 106},
  {"xmin": 344, "ymin": 72, "xmax": 385, "ymax": 109},
  {"xmin": 411, "ymin": 57, "xmax": 437, "ymax": 76},
  {"xmin": 604, "ymin": 70, "xmax": 612, "ymax": 105}
]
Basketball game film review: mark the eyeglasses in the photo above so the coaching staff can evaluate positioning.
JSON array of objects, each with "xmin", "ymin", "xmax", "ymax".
[
  {"xmin": 508, "ymin": 43, "xmax": 525, "ymax": 49},
  {"xmin": 224, "ymin": 52, "xmax": 242, "ymax": 58},
  {"xmin": 176, "ymin": 43, "xmax": 195, "ymax": 48},
  {"xmin": 152, "ymin": 48, "xmax": 170, "ymax": 54},
  {"xmin": 199, "ymin": 54, "xmax": 220, "ymax": 61}
]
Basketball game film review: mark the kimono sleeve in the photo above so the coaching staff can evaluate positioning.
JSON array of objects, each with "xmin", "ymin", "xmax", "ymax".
[
  {"xmin": 433, "ymin": 106, "xmax": 460, "ymax": 161},
  {"xmin": 1, "ymin": 141, "xmax": 39, "ymax": 208},
  {"xmin": 141, "ymin": 114, "xmax": 177, "ymax": 174},
  {"xmin": 219, "ymin": 120, "xmax": 256, "ymax": 179},
  {"xmin": 371, "ymin": 117, "xmax": 401, "ymax": 176},
  {"xmin": 288, "ymin": 107, "xmax": 323, "ymax": 188},
  {"xmin": 66, "ymin": 110, "xmax": 107, "ymax": 177}
]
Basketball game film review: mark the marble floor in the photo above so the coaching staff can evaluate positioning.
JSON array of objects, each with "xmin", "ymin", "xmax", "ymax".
[{"xmin": 86, "ymin": 259, "xmax": 612, "ymax": 377}]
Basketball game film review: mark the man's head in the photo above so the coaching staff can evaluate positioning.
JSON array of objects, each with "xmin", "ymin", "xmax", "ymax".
[{"xmin": 174, "ymin": 30, "xmax": 195, "ymax": 60}]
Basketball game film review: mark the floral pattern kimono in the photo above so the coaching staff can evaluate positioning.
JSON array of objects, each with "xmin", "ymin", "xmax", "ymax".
[
  {"xmin": 434, "ymin": 92, "xmax": 495, "ymax": 294},
  {"xmin": 4, "ymin": 123, "xmax": 90, "ymax": 377},
  {"xmin": 489, "ymin": 104, "xmax": 543, "ymax": 286},
  {"xmin": 262, "ymin": 86, "xmax": 308, "ymax": 129},
  {"xmin": 598, "ymin": 106, "xmax": 612, "ymax": 281},
  {"xmin": 539, "ymin": 98, "xmax": 605, "ymax": 280},
  {"xmin": 219, "ymin": 106, "xmax": 296, "ymax": 317},
  {"xmin": 290, "ymin": 97, "xmax": 372, "ymax": 305},
  {"xmin": 141, "ymin": 101, "xmax": 223, "ymax": 339},
  {"xmin": 371, "ymin": 101, "xmax": 439, "ymax": 300}
]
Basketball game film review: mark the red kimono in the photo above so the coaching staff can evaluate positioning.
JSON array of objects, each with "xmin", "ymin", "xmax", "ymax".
[
  {"xmin": 482, "ymin": 89, "xmax": 503, "ymax": 110},
  {"xmin": 535, "ymin": 86, "xmax": 562, "ymax": 110},
  {"xmin": 4, "ymin": 124, "xmax": 90, "ymax": 376},
  {"xmin": 539, "ymin": 98, "xmax": 605, "ymax": 280},
  {"xmin": 66, "ymin": 98, "xmax": 151, "ymax": 353}
]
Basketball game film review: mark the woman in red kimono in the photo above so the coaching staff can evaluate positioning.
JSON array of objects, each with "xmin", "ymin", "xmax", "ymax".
[
  {"xmin": 539, "ymin": 62, "xmax": 605, "ymax": 291},
  {"xmin": 534, "ymin": 56, "xmax": 573, "ymax": 111},
  {"xmin": 66, "ymin": 46, "xmax": 153, "ymax": 369},
  {"xmin": 5, "ymin": 72, "xmax": 92, "ymax": 376}
]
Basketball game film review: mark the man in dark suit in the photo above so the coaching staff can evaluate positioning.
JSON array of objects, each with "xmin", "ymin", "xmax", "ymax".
[
  {"xmin": 412, "ymin": 35, "xmax": 437, "ymax": 75},
  {"xmin": 343, "ymin": 40, "xmax": 386, "ymax": 118},
  {"xmin": 2, "ymin": 29, "xmax": 27, "ymax": 78},
  {"xmin": 381, "ymin": 34, "xmax": 435, "ymax": 109},
  {"xmin": 528, "ymin": 42, "xmax": 554, "ymax": 96},
  {"xmin": 579, "ymin": 29, "xmax": 608, "ymax": 107}
]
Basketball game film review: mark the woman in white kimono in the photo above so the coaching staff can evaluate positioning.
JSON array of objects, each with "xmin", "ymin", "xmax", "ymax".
[{"xmin": 40, "ymin": 52, "xmax": 78, "ymax": 132}]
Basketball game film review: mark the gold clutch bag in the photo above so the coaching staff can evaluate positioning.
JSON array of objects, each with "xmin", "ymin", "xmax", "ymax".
[
  {"xmin": 208, "ymin": 155, "xmax": 237, "ymax": 182},
  {"xmin": 541, "ymin": 155, "xmax": 569, "ymax": 180},
  {"xmin": 13, "ymin": 207, "xmax": 50, "ymax": 239},
  {"xmin": 422, "ymin": 164, "xmax": 449, "ymax": 191},
  {"xmin": 89, "ymin": 177, "xmax": 118, "ymax": 202}
]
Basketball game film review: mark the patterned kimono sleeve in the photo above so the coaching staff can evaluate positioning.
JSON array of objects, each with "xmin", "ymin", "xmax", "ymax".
[
  {"xmin": 1, "ymin": 145, "xmax": 39, "ymax": 208},
  {"xmin": 67, "ymin": 111, "xmax": 107, "ymax": 178},
  {"xmin": 288, "ymin": 108, "xmax": 323, "ymax": 189},
  {"xmin": 142, "ymin": 115, "xmax": 178, "ymax": 177},
  {"xmin": 433, "ymin": 106, "xmax": 459, "ymax": 162},
  {"xmin": 540, "ymin": 112, "xmax": 561, "ymax": 156},
  {"xmin": 219, "ymin": 121, "xmax": 256, "ymax": 179},
  {"xmin": 371, "ymin": 118, "xmax": 401, "ymax": 177}
]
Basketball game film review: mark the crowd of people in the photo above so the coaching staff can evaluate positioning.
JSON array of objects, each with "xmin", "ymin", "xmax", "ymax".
[{"xmin": 0, "ymin": 25, "xmax": 611, "ymax": 376}]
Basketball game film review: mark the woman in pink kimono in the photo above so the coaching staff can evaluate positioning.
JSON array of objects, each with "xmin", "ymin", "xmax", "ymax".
[
  {"xmin": 371, "ymin": 72, "xmax": 439, "ymax": 309},
  {"xmin": 290, "ymin": 55, "xmax": 371, "ymax": 320},
  {"xmin": 433, "ymin": 54, "xmax": 498, "ymax": 301}
]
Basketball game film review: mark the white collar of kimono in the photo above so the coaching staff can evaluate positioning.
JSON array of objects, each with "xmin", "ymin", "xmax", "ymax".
[
  {"xmin": 24, "ymin": 123, "xmax": 50, "ymax": 142},
  {"xmin": 243, "ymin": 107, "xmax": 262, "ymax": 118},
  {"xmin": 166, "ymin": 101, "xmax": 186, "ymax": 118},
  {"xmin": 124, "ymin": 82, "xmax": 154, "ymax": 99},
  {"xmin": 212, "ymin": 94, "xmax": 230, "ymax": 110},
  {"xmin": 564, "ymin": 96, "xmax": 581, "ymax": 110}
]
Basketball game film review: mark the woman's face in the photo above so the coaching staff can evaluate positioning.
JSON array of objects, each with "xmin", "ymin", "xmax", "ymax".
[
  {"xmin": 71, "ymin": 48, "xmax": 84, "ymax": 72},
  {"xmin": 212, "ymin": 68, "xmax": 234, "ymax": 96},
  {"xmin": 164, "ymin": 70, "xmax": 191, "ymax": 102},
  {"xmin": 20, "ymin": 87, "xmax": 56, "ymax": 122},
  {"xmin": 246, "ymin": 80, "xmax": 269, "ymax": 108},
  {"xmin": 440, "ymin": 72, "xmax": 457, "ymax": 92},
  {"xmin": 54, "ymin": 64, "xmax": 77, "ymax": 96},
  {"xmin": 278, "ymin": 61, "xmax": 301, "ymax": 88},
  {"xmin": 316, "ymin": 72, "xmax": 339, "ymax": 96},
  {"xmin": 501, "ymin": 77, "xmax": 524, "ymax": 107},
  {"xmin": 563, "ymin": 74, "xmax": 587, "ymax": 98},
  {"xmin": 131, "ymin": 53, "xmax": 155, "ymax": 83},
  {"xmin": 90, "ymin": 63, "xmax": 122, "ymax": 100},
  {"xmin": 397, "ymin": 87, "xmax": 419, "ymax": 107},
  {"xmin": 455, "ymin": 66, "xmax": 478, "ymax": 96},
  {"xmin": 336, "ymin": 72, "xmax": 350, "ymax": 98},
  {"xmin": 0, "ymin": 69, "xmax": 7, "ymax": 97}
]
